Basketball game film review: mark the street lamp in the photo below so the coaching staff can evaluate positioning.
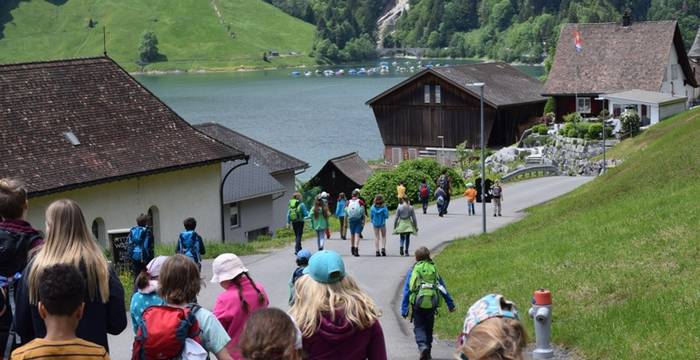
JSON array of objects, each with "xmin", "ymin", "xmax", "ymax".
[
  {"xmin": 437, "ymin": 135, "xmax": 445, "ymax": 148},
  {"xmin": 467, "ymin": 82, "xmax": 486, "ymax": 234},
  {"xmin": 595, "ymin": 97, "xmax": 607, "ymax": 174}
]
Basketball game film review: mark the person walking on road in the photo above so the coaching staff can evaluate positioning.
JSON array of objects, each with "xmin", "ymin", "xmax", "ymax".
[
  {"xmin": 369, "ymin": 195, "xmax": 389, "ymax": 257},
  {"xmin": 287, "ymin": 192, "xmax": 309, "ymax": 255},
  {"xmin": 437, "ymin": 170, "xmax": 451, "ymax": 214},
  {"xmin": 319, "ymin": 192, "xmax": 332, "ymax": 240},
  {"xmin": 394, "ymin": 196, "xmax": 417, "ymax": 256},
  {"xmin": 401, "ymin": 247, "xmax": 455, "ymax": 360},
  {"xmin": 308, "ymin": 199, "xmax": 330, "ymax": 251},
  {"xmin": 464, "ymin": 183, "xmax": 477, "ymax": 216},
  {"xmin": 396, "ymin": 181, "xmax": 406, "ymax": 202},
  {"xmin": 130, "ymin": 256, "xmax": 167, "ymax": 333},
  {"xmin": 491, "ymin": 182, "xmax": 503, "ymax": 217},
  {"xmin": 289, "ymin": 250, "xmax": 387, "ymax": 360},
  {"xmin": 418, "ymin": 178, "xmax": 430, "ymax": 214},
  {"xmin": 434, "ymin": 186, "xmax": 447, "ymax": 217},
  {"xmin": 346, "ymin": 189, "xmax": 366, "ymax": 257},
  {"xmin": 335, "ymin": 193, "xmax": 348, "ymax": 240}
]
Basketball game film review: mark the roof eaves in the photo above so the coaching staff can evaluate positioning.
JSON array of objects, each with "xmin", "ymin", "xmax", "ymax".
[{"xmin": 365, "ymin": 69, "xmax": 431, "ymax": 105}]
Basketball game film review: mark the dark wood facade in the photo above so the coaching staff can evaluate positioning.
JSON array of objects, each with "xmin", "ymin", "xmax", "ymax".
[
  {"xmin": 553, "ymin": 95, "xmax": 606, "ymax": 121},
  {"xmin": 369, "ymin": 73, "xmax": 544, "ymax": 153}
]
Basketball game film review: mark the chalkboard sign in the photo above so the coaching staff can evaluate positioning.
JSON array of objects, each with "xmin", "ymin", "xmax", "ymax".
[
  {"xmin": 475, "ymin": 178, "xmax": 493, "ymax": 203},
  {"xmin": 108, "ymin": 229, "xmax": 131, "ymax": 273}
]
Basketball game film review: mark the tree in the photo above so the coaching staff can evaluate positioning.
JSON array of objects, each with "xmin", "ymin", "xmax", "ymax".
[{"xmin": 138, "ymin": 31, "xmax": 160, "ymax": 63}]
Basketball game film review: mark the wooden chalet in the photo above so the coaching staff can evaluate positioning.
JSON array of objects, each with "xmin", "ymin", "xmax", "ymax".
[
  {"xmin": 543, "ymin": 17, "xmax": 698, "ymax": 121},
  {"xmin": 366, "ymin": 62, "xmax": 545, "ymax": 164},
  {"xmin": 307, "ymin": 152, "xmax": 372, "ymax": 208}
]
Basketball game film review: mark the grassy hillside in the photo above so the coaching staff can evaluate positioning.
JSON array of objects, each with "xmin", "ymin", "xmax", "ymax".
[
  {"xmin": 433, "ymin": 108, "xmax": 700, "ymax": 359},
  {"xmin": 0, "ymin": 0, "xmax": 315, "ymax": 71}
]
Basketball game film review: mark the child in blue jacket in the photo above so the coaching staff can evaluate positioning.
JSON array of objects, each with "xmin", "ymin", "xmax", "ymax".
[
  {"xmin": 176, "ymin": 217, "xmax": 206, "ymax": 270},
  {"xmin": 369, "ymin": 194, "xmax": 390, "ymax": 257},
  {"xmin": 400, "ymin": 246, "xmax": 455, "ymax": 360}
]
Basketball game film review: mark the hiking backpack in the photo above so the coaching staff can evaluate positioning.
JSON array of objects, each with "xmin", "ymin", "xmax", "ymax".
[
  {"xmin": 419, "ymin": 184, "xmax": 429, "ymax": 199},
  {"xmin": 438, "ymin": 175, "xmax": 450, "ymax": 191},
  {"xmin": 132, "ymin": 304, "xmax": 204, "ymax": 360},
  {"xmin": 0, "ymin": 230, "xmax": 37, "ymax": 278},
  {"xmin": 179, "ymin": 231, "xmax": 201, "ymax": 263},
  {"xmin": 288, "ymin": 199, "xmax": 303, "ymax": 222},
  {"xmin": 128, "ymin": 226, "xmax": 148, "ymax": 262},
  {"xmin": 346, "ymin": 199, "xmax": 364, "ymax": 221},
  {"xmin": 409, "ymin": 261, "xmax": 441, "ymax": 310}
]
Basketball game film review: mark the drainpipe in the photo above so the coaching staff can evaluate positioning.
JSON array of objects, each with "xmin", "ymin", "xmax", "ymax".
[{"xmin": 220, "ymin": 157, "xmax": 249, "ymax": 243}]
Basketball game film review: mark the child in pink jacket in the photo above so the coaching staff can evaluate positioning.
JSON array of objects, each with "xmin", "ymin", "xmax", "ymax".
[{"xmin": 212, "ymin": 253, "xmax": 269, "ymax": 359}]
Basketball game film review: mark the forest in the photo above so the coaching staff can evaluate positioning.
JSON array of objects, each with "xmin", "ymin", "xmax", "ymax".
[{"xmin": 266, "ymin": 0, "xmax": 699, "ymax": 64}]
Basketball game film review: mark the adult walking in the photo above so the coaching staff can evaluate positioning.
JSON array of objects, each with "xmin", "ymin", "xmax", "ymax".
[
  {"xmin": 287, "ymin": 192, "xmax": 309, "ymax": 255},
  {"xmin": 289, "ymin": 250, "xmax": 387, "ymax": 360},
  {"xmin": 434, "ymin": 186, "xmax": 447, "ymax": 217},
  {"xmin": 491, "ymin": 181, "xmax": 503, "ymax": 217},
  {"xmin": 15, "ymin": 199, "xmax": 127, "ymax": 352},
  {"xmin": 346, "ymin": 189, "xmax": 366, "ymax": 257},
  {"xmin": 394, "ymin": 196, "xmax": 418, "ymax": 256},
  {"xmin": 418, "ymin": 178, "xmax": 430, "ymax": 214},
  {"xmin": 437, "ymin": 170, "xmax": 451, "ymax": 214}
]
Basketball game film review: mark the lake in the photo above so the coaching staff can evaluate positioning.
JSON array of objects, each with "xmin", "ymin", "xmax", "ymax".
[{"xmin": 135, "ymin": 61, "xmax": 543, "ymax": 179}]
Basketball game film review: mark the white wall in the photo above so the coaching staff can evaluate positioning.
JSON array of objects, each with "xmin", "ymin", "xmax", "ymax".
[
  {"xmin": 226, "ymin": 196, "xmax": 274, "ymax": 242},
  {"xmin": 272, "ymin": 171, "xmax": 296, "ymax": 232},
  {"xmin": 660, "ymin": 47, "xmax": 695, "ymax": 105},
  {"xmin": 659, "ymin": 101, "xmax": 687, "ymax": 120},
  {"xmin": 27, "ymin": 164, "xmax": 223, "ymax": 245}
]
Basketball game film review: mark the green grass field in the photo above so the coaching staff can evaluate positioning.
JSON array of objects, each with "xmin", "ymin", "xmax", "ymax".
[
  {"xmin": 433, "ymin": 108, "xmax": 700, "ymax": 359},
  {"xmin": 0, "ymin": 0, "xmax": 315, "ymax": 71}
]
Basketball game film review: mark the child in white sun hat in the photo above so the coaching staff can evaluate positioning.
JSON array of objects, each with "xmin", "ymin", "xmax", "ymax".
[{"xmin": 211, "ymin": 253, "xmax": 269, "ymax": 360}]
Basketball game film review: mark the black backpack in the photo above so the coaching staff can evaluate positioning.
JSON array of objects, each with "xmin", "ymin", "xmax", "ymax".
[{"xmin": 0, "ymin": 230, "xmax": 38, "ymax": 277}]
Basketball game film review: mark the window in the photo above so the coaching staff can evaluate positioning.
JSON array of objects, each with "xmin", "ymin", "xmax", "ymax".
[
  {"xmin": 229, "ymin": 203, "xmax": 240, "ymax": 228},
  {"xmin": 424, "ymin": 85, "xmax": 431, "ymax": 103},
  {"xmin": 576, "ymin": 97, "xmax": 591, "ymax": 113},
  {"xmin": 247, "ymin": 227, "xmax": 270, "ymax": 241},
  {"xmin": 391, "ymin": 147, "xmax": 402, "ymax": 164},
  {"xmin": 435, "ymin": 85, "xmax": 441, "ymax": 104},
  {"xmin": 408, "ymin": 148, "xmax": 418, "ymax": 160},
  {"xmin": 91, "ymin": 218, "xmax": 106, "ymax": 248}
]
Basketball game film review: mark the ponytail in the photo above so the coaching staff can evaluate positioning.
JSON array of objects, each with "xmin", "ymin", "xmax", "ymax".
[
  {"xmin": 135, "ymin": 270, "xmax": 150, "ymax": 290},
  {"xmin": 246, "ymin": 273, "xmax": 266, "ymax": 306},
  {"xmin": 233, "ymin": 273, "xmax": 266, "ymax": 313}
]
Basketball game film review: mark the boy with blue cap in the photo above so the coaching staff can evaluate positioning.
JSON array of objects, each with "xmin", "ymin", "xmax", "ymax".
[{"xmin": 288, "ymin": 249, "xmax": 312, "ymax": 305}]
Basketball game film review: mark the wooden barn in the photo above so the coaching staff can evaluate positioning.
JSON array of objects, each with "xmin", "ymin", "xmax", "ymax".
[
  {"xmin": 307, "ymin": 152, "xmax": 372, "ymax": 205},
  {"xmin": 366, "ymin": 62, "xmax": 545, "ymax": 164}
]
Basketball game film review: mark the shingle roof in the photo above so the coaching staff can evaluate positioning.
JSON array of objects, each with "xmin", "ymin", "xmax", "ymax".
[
  {"xmin": 0, "ymin": 57, "xmax": 244, "ymax": 195},
  {"xmin": 543, "ymin": 21, "xmax": 697, "ymax": 95},
  {"xmin": 326, "ymin": 152, "xmax": 372, "ymax": 186},
  {"xmin": 601, "ymin": 89, "xmax": 687, "ymax": 105},
  {"xmin": 221, "ymin": 159, "xmax": 285, "ymax": 203},
  {"xmin": 689, "ymin": 27, "xmax": 700, "ymax": 58},
  {"xmin": 195, "ymin": 122, "xmax": 308, "ymax": 175},
  {"xmin": 366, "ymin": 62, "xmax": 544, "ymax": 108}
]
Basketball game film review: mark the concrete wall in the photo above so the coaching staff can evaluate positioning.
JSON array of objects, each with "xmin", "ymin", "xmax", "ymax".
[
  {"xmin": 225, "ymin": 196, "xmax": 274, "ymax": 242},
  {"xmin": 661, "ymin": 47, "xmax": 695, "ymax": 104},
  {"xmin": 272, "ymin": 171, "xmax": 296, "ymax": 232},
  {"xmin": 659, "ymin": 101, "xmax": 687, "ymax": 120},
  {"xmin": 27, "ymin": 164, "xmax": 223, "ymax": 246}
]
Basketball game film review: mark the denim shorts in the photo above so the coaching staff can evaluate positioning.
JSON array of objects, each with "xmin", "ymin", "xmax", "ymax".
[{"xmin": 349, "ymin": 219, "xmax": 364, "ymax": 235}]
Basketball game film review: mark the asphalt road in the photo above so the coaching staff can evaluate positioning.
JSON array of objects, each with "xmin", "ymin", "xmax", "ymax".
[{"xmin": 108, "ymin": 176, "xmax": 593, "ymax": 359}]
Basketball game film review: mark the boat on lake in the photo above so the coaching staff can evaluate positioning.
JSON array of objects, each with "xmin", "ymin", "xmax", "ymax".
[{"xmin": 290, "ymin": 71, "xmax": 301, "ymax": 77}]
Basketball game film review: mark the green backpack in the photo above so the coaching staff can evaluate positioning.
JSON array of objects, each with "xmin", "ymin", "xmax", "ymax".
[
  {"xmin": 409, "ymin": 261, "xmax": 442, "ymax": 310},
  {"xmin": 288, "ymin": 199, "xmax": 303, "ymax": 222}
]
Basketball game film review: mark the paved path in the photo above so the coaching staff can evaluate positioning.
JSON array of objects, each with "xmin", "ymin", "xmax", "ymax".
[{"xmin": 109, "ymin": 176, "xmax": 593, "ymax": 359}]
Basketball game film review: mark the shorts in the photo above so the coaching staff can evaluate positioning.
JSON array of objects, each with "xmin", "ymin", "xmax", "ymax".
[{"xmin": 349, "ymin": 219, "xmax": 364, "ymax": 235}]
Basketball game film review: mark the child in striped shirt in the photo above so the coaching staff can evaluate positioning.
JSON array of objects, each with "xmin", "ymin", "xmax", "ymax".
[{"xmin": 11, "ymin": 264, "xmax": 109, "ymax": 360}]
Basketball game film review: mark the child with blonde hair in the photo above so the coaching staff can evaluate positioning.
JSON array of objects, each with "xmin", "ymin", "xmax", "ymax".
[
  {"xmin": 289, "ymin": 250, "xmax": 386, "ymax": 359},
  {"xmin": 456, "ymin": 294, "xmax": 526, "ymax": 360}
]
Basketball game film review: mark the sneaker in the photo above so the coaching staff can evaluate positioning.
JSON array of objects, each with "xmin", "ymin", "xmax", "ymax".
[
  {"xmin": 381, "ymin": 249, "xmax": 386, "ymax": 257},
  {"xmin": 494, "ymin": 214, "xmax": 497, "ymax": 217},
  {"xmin": 400, "ymin": 247, "xmax": 404, "ymax": 256},
  {"xmin": 376, "ymin": 251, "xmax": 381, "ymax": 257},
  {"xmin": 498, "ymin": 213, "xmax": 502, "ymax": 217},
  {"xmin": 404, "ymin": 250, "xmax": 410, "ymax": 257},
  {"xmin": 419, "ymin": 348, "xmax": 431, "ymax": 360}
]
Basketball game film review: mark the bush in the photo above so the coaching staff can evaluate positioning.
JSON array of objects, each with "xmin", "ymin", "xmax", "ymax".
[
  {"xmin": 563, "ymin": 112, "xmax": 583, "ymax": 123},
  {"xmin": 621, "ymin": 110, "xmax": 641, "ymax": 136},
  {"xmin": 543, "ymin": 97, "xmax": 555, "ymax": 115},
  {"xmin": 588, "ymin": 123, "xmax": 603, "ymax": 139},
  {"xmin": 397, "ymin": 158, "xmax": 442, "ymax": 181},
  {"xmin": 532, "ymin": 124, "xmax": 548, "ymax": 135},
  {"xmin": 566, "ymin": 127, "xmax": 578, "ymax": 138},
  {"xmin": 362, "ymin": 169, "xmax": 433, "ymax": 209}
]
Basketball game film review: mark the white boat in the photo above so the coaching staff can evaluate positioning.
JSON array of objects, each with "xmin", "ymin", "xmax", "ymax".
[
  {"xmin": 323, "ymin": 70, "xmax": 334, "ymax": 77},
  {"xmin": 335, "ymin": 69, "xmax": 345, "ymax": 76},
  {"xmin": 304, "ymin": 71, "xmax": 313, "ymax": 77}
]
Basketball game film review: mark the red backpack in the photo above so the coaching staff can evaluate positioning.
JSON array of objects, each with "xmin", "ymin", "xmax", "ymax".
[
  {"xmin": 419, "ymin": 184, "xmax": 429, "ymax": 199},
  {"xmin": 132, "ymin": 304, "xmax": 202, "ymax": 360}
]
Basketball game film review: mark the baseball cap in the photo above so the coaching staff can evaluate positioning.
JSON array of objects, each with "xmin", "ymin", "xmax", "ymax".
[
  {"xmin": 210, "ymin": 253, "xmax": 248, "ymax": 283},
  {"xmin": 459, "ymin": 294, "xmax": 519, "ymax": 344},
  {"xmin": 296, "ymin": 249, "xmax": 312, "ymax": 261},
  {"xmin": 303, "ymin": 250, "xmax": 345, "ymax": 284},
  {"xmin": 146, "ymin": 256, "xmax": 169, "ymax": 278}
]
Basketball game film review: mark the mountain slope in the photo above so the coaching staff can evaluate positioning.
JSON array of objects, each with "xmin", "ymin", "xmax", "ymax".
[
  {"xmin": 434, "ymin": 108, "xmax": 700, "ymax": 359},
  {"xmin": 0, "ymin": 0, "xmax": 315, "ymax": 71}
]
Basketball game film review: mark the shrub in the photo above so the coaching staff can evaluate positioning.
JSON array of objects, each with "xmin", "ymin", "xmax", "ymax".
[
  {"xmin": 543, "ymin": 97, "xmax": 555, "ymax": 115},
  {"xmin": 563, "ymin": 112, "xmax": 582, "ymax": 123},
  {"xmin": 362, "ymin": 169, "xmax": 433, "ymax": 209},
  {"xmin": 621, "ymin": 110, "xmax": 641, "ymax": 136},
  {"xmin": 397, "ymin": 158, "xmax": 442, "ymax": 181},
  {"xmin": 588, "ymin": 123, "xmax": 603, "ymax": 139},
  {"xmin": 532, "ymin": 124, "xmax": 548, "ymax": 135},
  {"xmin": 567, "ymin": 127, "xmax": 578, "ymax": 138}
]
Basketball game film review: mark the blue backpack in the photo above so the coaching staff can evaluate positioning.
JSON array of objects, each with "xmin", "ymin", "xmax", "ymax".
[
  {"xmin": 179, "ymin": 231, "xmax": 201, "ymax": 263},
  {"xmin": 128, "ymin": 226, "xmax": 149, "ymax": 262}
]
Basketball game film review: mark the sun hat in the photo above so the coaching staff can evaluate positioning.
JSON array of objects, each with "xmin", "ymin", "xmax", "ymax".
[
  {"xmin": 210, "ymin": 253, "xmax": 248, "ymax": 283},
  {"xmin": 466, "ymin": 182, "xmax": 474, "ymax": 188},
  {"xmin": 458, "ymin": 294, "xmax": 520, "ymax": 345},
  {"xmin": 303, "ymin": 250, "xmax": 345, "ymax": 284},
  {"xmin": 296, "ymin": 249, "xmax": 312, "ymax": 261},
  {"xmin": 320, "ymin": 191, "xmax": 329, "ymax": 198},
  {"xmin": 146, "ymin": 256, "xmax": 169, "ymax": 278}
]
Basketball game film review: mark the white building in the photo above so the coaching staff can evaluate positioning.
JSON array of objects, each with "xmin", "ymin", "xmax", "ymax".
[
  {"xmin": 0, "ymin": 57, "xmax": 244, "ymax": 248},
  {"xmin": 600, "ymin": 90, "xmax": 688, "ymax": 125},
  {"xmin": 195, "ymin": 123, "xmax": 308, "ymax": 242}
]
